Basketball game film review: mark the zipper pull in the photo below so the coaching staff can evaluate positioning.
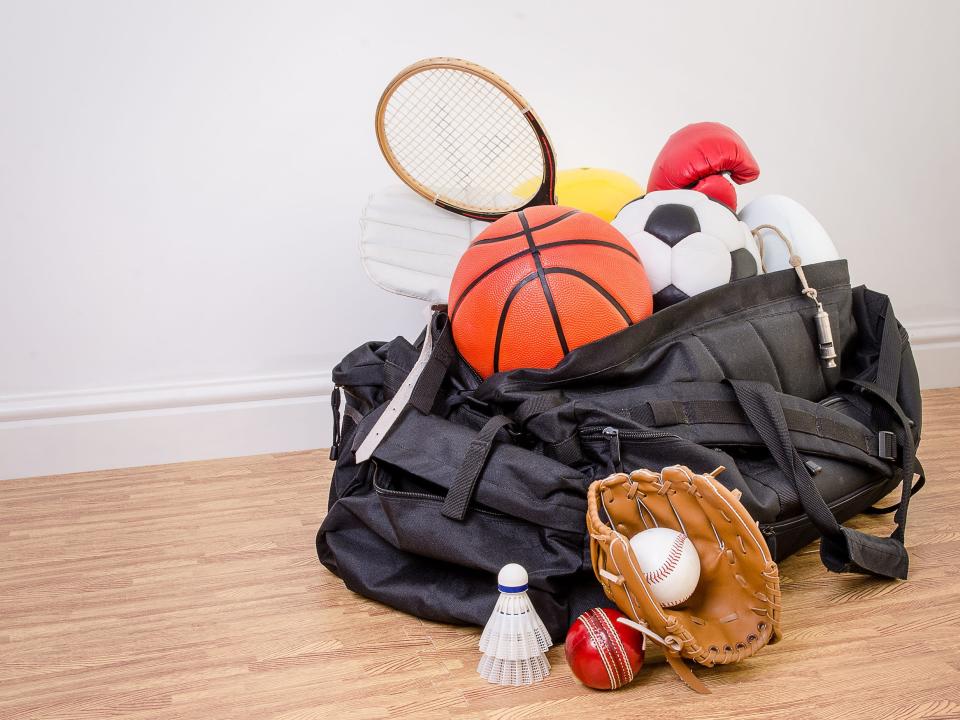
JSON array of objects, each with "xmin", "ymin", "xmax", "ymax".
[
  {"xmin": 603, "ymin": 426, "xmax": 622, "ymax": 473},
  {"xmin": 329, "ymin": 386, "xmax": 342, "ymax": 461},
  {"xmin": 760, "ymin": 525, "xmax": 777, "ymax": 557}
]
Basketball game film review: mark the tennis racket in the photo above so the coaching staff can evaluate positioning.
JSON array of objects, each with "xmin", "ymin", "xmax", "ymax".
[{"xmin": 375, "ymin": 57, "xmax": 556, "ymax": 221}]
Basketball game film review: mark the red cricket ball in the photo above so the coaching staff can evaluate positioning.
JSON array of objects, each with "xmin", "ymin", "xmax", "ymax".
[{"xmin": 565, "ymin": 607, "xmax": 645, "ymax": 690}]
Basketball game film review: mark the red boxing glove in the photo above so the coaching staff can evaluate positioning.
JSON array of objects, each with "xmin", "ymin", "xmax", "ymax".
[{"xmin": 647, "ymin": 122, "xmax": 759, "ymax": 212}]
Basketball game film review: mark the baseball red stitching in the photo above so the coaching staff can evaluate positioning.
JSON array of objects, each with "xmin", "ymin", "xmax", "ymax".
[{"xmin": 644, "ymin": 533, "xmax": 687, "ymax": 585}]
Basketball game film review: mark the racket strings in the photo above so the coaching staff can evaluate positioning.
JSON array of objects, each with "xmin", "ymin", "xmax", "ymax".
[{"xmin": 383, "ymin": 68, "xmax": 545, "ymax": 212}]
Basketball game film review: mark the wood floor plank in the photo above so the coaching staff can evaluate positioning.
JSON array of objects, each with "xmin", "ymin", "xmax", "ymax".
[{"xmin": 2, "ymin": 388, "xmax": 959, "ymax": 719}]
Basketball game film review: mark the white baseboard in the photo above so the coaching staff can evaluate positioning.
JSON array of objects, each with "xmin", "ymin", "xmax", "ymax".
[
  {"xmin": 909, "ymin": 319, "xmax": 960, "ymax": 390},
  {"xmin": 1, "ymin": 319, "xmax": 957, "ymax": 481},
  {"xmin": 0, "ymin": 373, "xmax": 334, "ymax": 480}
]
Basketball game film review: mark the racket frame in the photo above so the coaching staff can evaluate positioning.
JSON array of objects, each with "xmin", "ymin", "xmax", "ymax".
[{"xmin": 375, "ymin": 57, "xmax": 556, "ymax": 221}]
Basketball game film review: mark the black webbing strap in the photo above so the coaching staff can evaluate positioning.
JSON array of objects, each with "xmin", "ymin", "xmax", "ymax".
[
  {"xmin": 639, "ymin": 398, "xmax": 874, "ymax": 456},
  {"xmin": 514, "ymin": 392, "xmax": 567, "ymax": 425},
  {"xmin": 863, "ymin": 299, "xmax": 906, "ymax": 435},
  {"xmin": 342, "ymin": 402, "xmax": 364, "ymax": 425},
  {"xmin": 867, "ymin": 459, "xmax": 925, "ymax": 514},
  {"xmin": 874, "ymin": 302, "xmax": 903, "ymax": 398},
  {"xmin": 728, "ymin": 379, "xmax": 909, "ymax": 579},
  {"xmin": 441, "ymin": 415, "xmax": 513, "ymax": 521},
  {"xmin": 782, "ymin": 408, "xmax": 870, "ymax": 452},
  {"xmin": 513, "ymin": 392, "xmax": 582, "ymax": 465},
  {"xmin": 838, "ymin": 378, "xmax": 917, "ymax": 544},
  {"xmin": 408, "ymin": 314, "xmax": 457, "ymax": 415}
]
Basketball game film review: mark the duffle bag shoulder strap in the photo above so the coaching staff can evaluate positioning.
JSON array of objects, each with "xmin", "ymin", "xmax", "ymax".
[
  {"xmin": 727, "ymin": 378, "xmax": 915, "ymax": 579},
  {"xmin": 844, "ymin": 291, "xmax": 925, "ymax": 514},
  {"xmin": 354, "ymin": 312, "xmax": 456, "ymax": 463},
  {"xmin": 726, "ymin": 291, "xmax": 922, "ymax": 580}
]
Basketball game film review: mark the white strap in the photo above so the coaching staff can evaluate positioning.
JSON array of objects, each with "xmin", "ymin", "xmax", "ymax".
[
  {"xmin": 616, "ymin": 616, "xmax": 683, "ymax": 652},
  {"xmin": 354, "ymin": 320, "xmax": 434, "ymax": 463},
  {"xmin": 598, "ymin": 569, "xmax": 623, "ymax": 584}
]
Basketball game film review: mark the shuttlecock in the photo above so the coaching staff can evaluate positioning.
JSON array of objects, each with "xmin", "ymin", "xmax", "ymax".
[{"xmin": 477, "ymin": 563, "xmax": 553, "ymax": 686}]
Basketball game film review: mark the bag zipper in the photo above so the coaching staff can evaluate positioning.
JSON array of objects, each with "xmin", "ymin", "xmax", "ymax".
[
  {"xmin": 581, "ymin": 426, "xmax": 682, "ymax": 474},
  {"xmin": 581, "ymin": 426, "xmax": 682, "ymax": 441},
  {"xmin": 760, "ymin": 474, "xmax": 896, "ymax": 539},
  {"xmin": 583, "ymin": 426, "xmax": 895, "ymax": 543},
  {"xmin": 819, "ymin": 395, "xmax": 844, "ymax": 409},
  {"xmin": 603, "ymin": 427, "xmax": 621, "ymax": 473},
  {"xmin": 371, "ymin": 465, "xmax": 509, "ymax": 518}
]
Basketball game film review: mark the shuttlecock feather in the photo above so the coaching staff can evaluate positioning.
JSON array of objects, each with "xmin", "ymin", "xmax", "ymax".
[{"xmin": 477, "ymin": 564, "xmax": 553, "ymax": 686}]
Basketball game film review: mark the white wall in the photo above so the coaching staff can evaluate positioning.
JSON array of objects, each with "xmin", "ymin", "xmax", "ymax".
[{"xmin": 1, "ymin": 0, "xmax": 958, "ymax": 479}]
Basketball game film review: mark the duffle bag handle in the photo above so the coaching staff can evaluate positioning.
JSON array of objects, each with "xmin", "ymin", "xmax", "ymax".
[
  {"xmin": 727, "ymin": 378, "xmax": 911, "ymax": 580},
  {"xmin": 441, "ymin": 415, "xmax": 514, "ymax": 521}
]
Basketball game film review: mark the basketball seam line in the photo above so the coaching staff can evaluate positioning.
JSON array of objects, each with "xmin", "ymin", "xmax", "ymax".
[
  {"xmin": 470, "ymin": 209, "xmax": 578, "ymax": 245},
  {"xmin": 491, "ymin": 267, "xmax": 633, "ymax": 373},
  {"xmin": 492, "ymin": 271, "xmax": 541, "ymax": 374},
  {"xmin": 448, "ymin": 239, "xmax": 641, "ymax": 322},
  {"xmin": 547, "ymin": 268, "xmax": 634, "ymax": 325},
  {"xmin": 519, "ymin": 210, "xmax": 569, "ymax": 356}
]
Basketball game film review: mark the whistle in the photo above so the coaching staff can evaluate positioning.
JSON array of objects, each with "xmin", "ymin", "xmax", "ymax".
[{"xmin": 814, "ymin": 308, "xmax": 837, "ymax": 368}]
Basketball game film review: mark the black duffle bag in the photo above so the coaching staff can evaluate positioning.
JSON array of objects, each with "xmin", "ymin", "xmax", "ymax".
[{"xmin": 316, "ymin": 260, "xmax": 924, "ymax": 641}]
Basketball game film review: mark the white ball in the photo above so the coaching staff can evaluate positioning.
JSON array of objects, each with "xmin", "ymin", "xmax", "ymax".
[
  {"xmin": 629, "ymin": 528, "xmax": 700, "ymax": 607},
  {"xmin": 497, "ymin": 563, "xmax": 528, "ymax": 590},
  {"xmin": 738, "ymin": 194, "xmax": 839, "ymax": 271},
  {"xmin": 613, "ymin": 189, "xmax": 761, "ymax": 311}
]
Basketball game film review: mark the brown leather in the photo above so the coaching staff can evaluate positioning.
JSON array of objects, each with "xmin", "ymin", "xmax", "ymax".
[{"xmin": 587, "ymin": 466, "xmax": 782, "ymax": 693}]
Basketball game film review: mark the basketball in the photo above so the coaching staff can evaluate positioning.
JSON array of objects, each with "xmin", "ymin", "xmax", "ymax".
[{"xmin": 448, "ymin": 206, "xmax": 653, "ymax": 378}]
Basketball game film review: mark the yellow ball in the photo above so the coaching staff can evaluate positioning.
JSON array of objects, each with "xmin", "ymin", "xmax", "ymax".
[{"xmin": 515, "ymin": 168, "xmax": 645, "ymax": 222}]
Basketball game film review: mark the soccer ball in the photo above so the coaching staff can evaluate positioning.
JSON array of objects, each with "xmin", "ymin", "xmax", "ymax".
[{"xmin": 612, "ymin": 189, "xmax": 762, "ymax": 311}]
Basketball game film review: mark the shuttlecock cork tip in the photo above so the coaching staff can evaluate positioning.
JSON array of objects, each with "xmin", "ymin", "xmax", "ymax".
[{"xmin": 497, "ymin": 563, "xmax": 528, "ymax": 593}]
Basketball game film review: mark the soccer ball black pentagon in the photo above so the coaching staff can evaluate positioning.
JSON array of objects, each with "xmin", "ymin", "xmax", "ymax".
[{"xmin": 612, "ymin": 189, "xmax": 761, "ymax": 311}]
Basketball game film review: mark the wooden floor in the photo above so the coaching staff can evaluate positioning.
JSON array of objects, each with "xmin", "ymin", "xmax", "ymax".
[{"xmin": 2, "ymin": 389, "xmax": 959, "ymax": 720}]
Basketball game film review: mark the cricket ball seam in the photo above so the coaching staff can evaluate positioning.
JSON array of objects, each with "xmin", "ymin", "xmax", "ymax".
[
  {"xmin": 577, "ymin": 612, "xmax": 618, "ymax": 689},
  {"xmin": 593, "ymin": 609, "xmax": 634, "ymax": 687}
]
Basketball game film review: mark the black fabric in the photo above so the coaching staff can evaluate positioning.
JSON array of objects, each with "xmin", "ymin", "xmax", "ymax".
[
  {"xmin": 729, "ymin": 380, "xmax": 848, "ymax": 539},
  {"xmin": 839, "ymin": 378, "xmax": 917, "ymax": 545},
  {"xmin": 867, "ymin": 459, "xmax": 925, "ymax": 514},
  {"xmin": 639, "ymin": 397, "xmax": 872, "ymax": 455},
  {"xmin": 727, "ymin": 378, "xmax": 908, "ymax": 578},
  {"xmin": 408, "ymin": 314, "xmax": 456, "ymax": 415},
  {"xmin": 442, "ymin": 415, "xmax": 514, "ymax": 521},
  {"xmin": 317, "ymin": 260, "xmax": 925, "ymax": 636}
]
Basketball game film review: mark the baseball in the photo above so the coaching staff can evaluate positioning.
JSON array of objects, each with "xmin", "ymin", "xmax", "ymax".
[{"xmin": 629, "ymin": 527, "xmax": 700, "ymax": 607}]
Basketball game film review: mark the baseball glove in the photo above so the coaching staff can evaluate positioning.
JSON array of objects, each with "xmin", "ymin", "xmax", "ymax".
[{"xmin": 587, "ymin": 465, "xmax": 782, "ymax": 693}]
